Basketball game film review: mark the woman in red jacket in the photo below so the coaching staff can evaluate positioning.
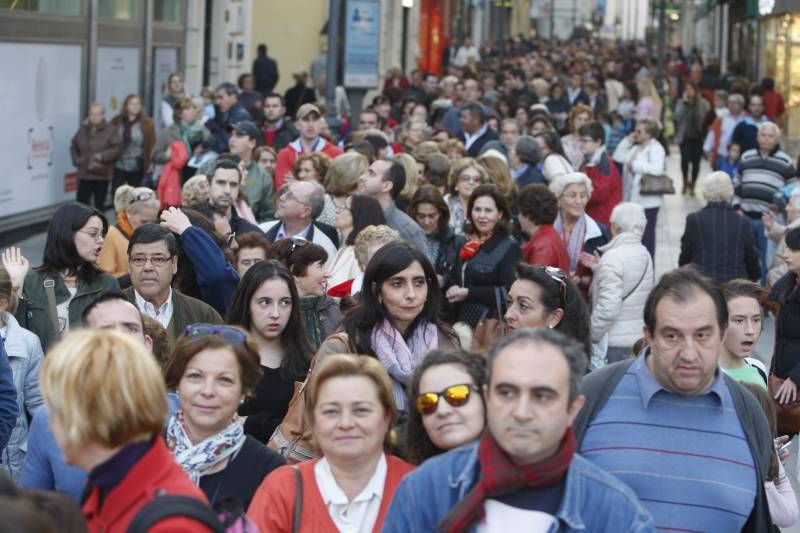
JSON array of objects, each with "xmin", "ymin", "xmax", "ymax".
[
  {"xmin": 40, "ymin": 329, "xmax": 213, "ymax": 532},
  {"xmin": 518, "ymin": 183, "xmax": 570, "ymax": 271},
  {"xmin": 247, "ymin": 354, "xmax": 414, "ymax": 532}
]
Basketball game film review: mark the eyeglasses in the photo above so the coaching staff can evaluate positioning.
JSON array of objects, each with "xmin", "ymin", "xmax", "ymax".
[
  {"xmin": 537, "ymin": 265, "xmax": 567, "ymax": 309},
  {"xmin": 129, "ymin": 254, "xmax": 174, "ymax": 267},
  {"xmin": 458, "ymin": 174, "xmax": 482, "ymax": 183},
  {"xmin": 415, "ymin": 384, "xmax": 479, "ymax": 415},
  {"xmin": 334, "ymin": 202, "xmax": 351, "ymax": 214},
  {"xmin": 184, "ymin": 323, "xmax": 247, "ymax": 345},
  {"xmin": 288, "ymin": 236, "xmax": 308, "ymax": 255},
  {"xmin": 129, "ymin": 190, "xmax": 155, "ymax": 203},
  {"xmin": 78, "ymin": 229, "xmax": 105, "ymax": 242}
]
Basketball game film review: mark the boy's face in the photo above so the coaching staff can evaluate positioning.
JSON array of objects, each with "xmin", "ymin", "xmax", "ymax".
[
  {"xmin": 722, "ymin": 296, "xmax": 762, "ymax": 359},
  {"xmin": 728, "ymin": 144, "xmax": 741, "ymax": 161}
]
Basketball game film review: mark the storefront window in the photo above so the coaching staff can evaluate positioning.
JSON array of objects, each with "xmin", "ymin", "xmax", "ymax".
[
  {"xmin": 0, "ymin": 0, "xmax": 82, "ymax": 15},
  {"xmin": 154, "ymin": 0, "xmax": 181, "ymax": 23},
  {"xmin": 98, "ymin": 0, "xmax": 139, "ymax": 20},
  {"xmin": 763, "ymin": 14, "xmax": 800, "ymax": 142}
]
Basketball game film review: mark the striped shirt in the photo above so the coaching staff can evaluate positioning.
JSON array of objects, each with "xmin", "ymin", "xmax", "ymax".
[
  {"xmin": 580, "ymin": 354, "xmax": 756, "ymax": 532},
  {"xmin": 733, "ymin": 148, "xmax": 796, "ymax": 215}
]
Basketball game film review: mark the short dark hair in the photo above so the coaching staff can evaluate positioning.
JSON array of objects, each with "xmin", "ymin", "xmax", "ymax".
[
  {"xmin": 215, "ymin": 82, "xmax": 238, "ymax": 96},
  {"xmin": 786, "ymin": 226, "xmax": 800, "ymax": 251},
  {"xmin": 465, "ymin": 184, "xmax": 511, "ymax": 235},
  {"xmin": 39, "ymin": 203, "xmax": 108, "ymax": 284},
  {"xmin": 210, "ymin": 158, "xmax": 242, "ymax": 182},
  {"xmin": 722, "ymin": 279, "xmax": 765, "ymax": 306},
  {"xmin": 127, "ymin": 224, "xmax": 178, "ymax": 258},
  {"xmin": 268, "ymin": 238, "xmax": 328, "ymax": 277},
  {"xmin": 578, "ymin": 122, "xmax": 606, "ymax": 144},
  {"xmin": 263, "ymin": 93, "xmax": 284, "ymax": 106},
  {"xmin": 517, "ymin": 184, "xmax": 559, "ymax": 225},
  {"xmin": 534, "ymin": 130, "xmax": 567, "ymax": 157},
  {"xmin": 461, "ymin": 102, "xmax": 486, "ymax": 124},
  {"xmin": 424, "ymin": 153, "xmax": 451, "ymax": 188},
  {"xmin": 191, "ymin": 202, "xmax": 227, "ymax": 222},
  {"xmin": 386, "ymin": 162, "xmax": 407, "ymax": 199},
  {"xmin": 643, "ymin": 266, "xmax": 728, "ymax": 333},
  {"xmin": 761, "ymin": 77, "xmax": 775, "ymax": 91},
  {"xmin": 487, "ymin": 328, "xmax": 586, "ymax": 403},
  {"xmin": 81, "ymin": 291, "xmax": 141, "ymax": 325}
]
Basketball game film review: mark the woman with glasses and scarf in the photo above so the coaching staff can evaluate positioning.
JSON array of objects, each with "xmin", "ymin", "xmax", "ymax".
[
  {"xmin": 227, "ymin": 260, "xmax": 313, "ymax": 443},
  {"xmin": 7, "ymin": 204, "xmax": 119, "ymax": 352},
  {"xmin": 316, "ymin": 241, "xmax": 459, "ymax": 416},
  {"xmin": 97, "ymin": 185, "xmax": 159, "ymax": 279},
  {"xmin": 163, "ymin": 324, "xmax": 285, "ymax": 510},
  {"xmin": 504, "ymin": 263, "xmax": 592, "ymax": 359},
  {"xmin": 404, "ymin": 350, "xmax": 486, "ymax": 465},
  {"xmin": 110, "ymin": 94, "xmax": 155, "ymax": 190},
  {"xmin": 444, "ymin": 158, "xmax": 488, "ymax": 236}
]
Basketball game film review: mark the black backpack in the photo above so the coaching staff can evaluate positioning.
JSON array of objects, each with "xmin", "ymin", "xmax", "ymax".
[{"xmin": 127, "ymin": 494, "xmax": 226, "ymax": 533}]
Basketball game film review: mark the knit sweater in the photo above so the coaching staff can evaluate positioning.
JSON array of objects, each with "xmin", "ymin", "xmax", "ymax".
[{"xmin": 733, "ymin": 148, "xmax": 796, "ymax": 216}]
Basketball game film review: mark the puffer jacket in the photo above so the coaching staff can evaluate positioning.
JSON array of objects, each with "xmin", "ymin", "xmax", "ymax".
[
  {"xmin": 590, "ymin": 231, "xmax": 654, "ymax": 348},
  {"xmin": 0, "ymin": 313, "xmax": 43, "ymax": 480}
]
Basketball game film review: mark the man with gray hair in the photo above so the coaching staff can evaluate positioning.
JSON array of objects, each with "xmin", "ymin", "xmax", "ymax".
[
  {"xmin": 678, "ymin": 171, "xmax": 760, "ymax": 283},
  {"xmin": 384, "ymin": 328, "xmax": 653, "ymax": 532},
  {"xmin": 733, "ymin": 121, "xmax": 796, "ymax": 282},
  {"xmin": 703, "ymin": 92, "xmax": 745, "ymax": 168},
  {"xmin": 512, "ymin": 135, "xmax": 547, "ymax": 188},
  {"xmin": 259, "ymin": 180, "xmax": 336, "ymax": 268}
]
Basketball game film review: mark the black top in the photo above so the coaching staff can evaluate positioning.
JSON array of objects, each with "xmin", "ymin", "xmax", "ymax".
[
  {"xmin": 199, "ymin": 436, "xmax": 285, "ymax": 509},
  {"xmin": 770, "ymin": 272, "xmax": 800, "ymax": 383},
  {"xmin": 238, "ymin": 365, "xmax": 295, "ymax": 443}
]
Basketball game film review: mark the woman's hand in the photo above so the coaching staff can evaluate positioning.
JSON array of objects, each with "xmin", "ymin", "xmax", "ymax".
[
  {"xmin": 762, "ymin": 211, "xmax": 775, "ymax": 232},
  {"xmin": 160, "ymin": 207, "xmax": 192, "ymax": 235},
  {"xmin": 775, "ymin": 435, "xmax": 791, "ymax": 463},
  {"xmin": 579, "ymin": 251, "xmax": 600, "ymax": 271},
  {"xmin": 775, "ymin": 378, "xmax": 798, "ymax": 405},
  {"xmin": 2, "ymin": 247, "xmax": 29, "ymax": 294},
  {"xmin": 445, "ymin": 286, "xmax": 468, "ymax": 303}
]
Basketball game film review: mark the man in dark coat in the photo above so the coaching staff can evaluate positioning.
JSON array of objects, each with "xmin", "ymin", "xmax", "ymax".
[
  {"xmin": 458, "ymin": 102, "xmax": 499, "ymax": 158},
  {"xmin": 252, "ymin": 44, "xmax": 279, "ymax": 95},
  {"xmin": 206, "ymin": 82, "xmax": 251, "ymax": 153}
]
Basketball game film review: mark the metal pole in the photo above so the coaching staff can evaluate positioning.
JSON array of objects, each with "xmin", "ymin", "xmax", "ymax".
[
  {"xmin": 326, "ymin": 0, "xmax": 341, "ymax": 140},
  {"xmin": 87, "ymin": 0, "xmax": 98, "ymax": 107},
  {"xmin": 550, "ymin": 0, "xmax": 555, "ymax": 39},
  {"xmin": 656, "ymin": 0, "xmax": 666, "ymax": 93}
]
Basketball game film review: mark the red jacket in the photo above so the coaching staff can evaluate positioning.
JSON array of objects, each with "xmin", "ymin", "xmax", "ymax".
[
  {"xmin": 274, "ymin": 137, "xmax": 344, "ymax": 191},
  {"xmin": 582, "ymin": 151, "xmax": 622, "ymax": 227},
  {"xmin": 522, "ymin": 225, "xmax": 570, "ymax": 271},
  {"xmin": 82, "ymin": 439, "xmax": 212, "ymax": 532}
]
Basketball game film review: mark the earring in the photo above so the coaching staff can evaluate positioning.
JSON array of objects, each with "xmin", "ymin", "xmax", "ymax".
[{"xmin": 548, "ymin": 323, "xmax": 555, "ymax": 329}]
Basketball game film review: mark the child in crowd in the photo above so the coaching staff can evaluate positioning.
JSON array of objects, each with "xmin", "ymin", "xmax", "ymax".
[
  {"xmin": 606, "ymin": 112, "xmax": 628, "ymax": 155},
  {"xmin": 719, "ymin": 280, "xmax": 767, "ymax": 388},
  {"xmin": 718, "ymin": 141, "xmax": 741, "ymax": 179}
]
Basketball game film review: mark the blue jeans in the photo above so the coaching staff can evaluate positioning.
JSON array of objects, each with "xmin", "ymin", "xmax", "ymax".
[{"xmin": 749, "ymin": 217, "xmax": 768, "ymax": 285}]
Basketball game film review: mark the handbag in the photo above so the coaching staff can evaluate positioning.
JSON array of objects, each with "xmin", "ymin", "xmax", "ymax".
[
  {"xmin": 471, "ymin": 287, "xmax": 507, "ymax": 353},
  {"xmin": 640, "ymin": 174, "xmax": 675, "ymax": 195},
  {"xmin": 768, "ymin": 375, "xmax": 800, "ymax": 434}
]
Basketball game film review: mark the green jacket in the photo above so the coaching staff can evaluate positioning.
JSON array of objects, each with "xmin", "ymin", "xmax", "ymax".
[
  {"xmin": 15, "ymin": 269, "xmax": 120, "ymax": 353},
  {"xmin": 123, "ymin": 287, "xmax": 223, "ymax": 344}
]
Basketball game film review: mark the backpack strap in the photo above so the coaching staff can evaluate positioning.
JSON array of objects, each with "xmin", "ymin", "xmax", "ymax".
[
  {"xmin": 127, "ymin": 493, "xmax": 225, "ymax": 533},
  {"xmin": 43, "ymin": 278, "xmax": 61, "ymax": 342}
]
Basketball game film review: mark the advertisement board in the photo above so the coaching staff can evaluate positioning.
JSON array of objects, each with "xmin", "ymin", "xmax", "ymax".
[
  {"xmin": 0, "ymin": 43, "xmax": 82, "ymax": 218},
  {"xmin": 96, "ymin": 46, "xmax": 140, "ymax": 115},
  {"xmin": 344, "ymin": 0, "xmax": 381, "ymax": 88}
]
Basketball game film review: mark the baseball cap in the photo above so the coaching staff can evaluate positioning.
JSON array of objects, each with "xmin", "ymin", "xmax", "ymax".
[
  {"xmin": 296, "ymin": 103, "xmax": 321, "ymax": 121},
  {"xmin": 231, "ymin": 121, "xmax": 264, "ymax": 146}
]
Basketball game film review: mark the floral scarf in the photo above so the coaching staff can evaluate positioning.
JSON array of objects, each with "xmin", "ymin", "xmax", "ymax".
[
  {"xmin": 554, "ymin": 212, "xmax": 586, "ymax": 273},
  {"xmin": 165, "ymin": 410, "xmax": 245, "ymax": 484},
  {"xmin": 370, "ymin": 319, "xmax": 438, "ymax": 411}
]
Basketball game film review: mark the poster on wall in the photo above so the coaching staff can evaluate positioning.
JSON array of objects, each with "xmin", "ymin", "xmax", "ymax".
[
  {"xmin": 96, "ymin": 46, "xmax": 140, "ymax": 115},
  {"xmin": 344, "ymin": 0, "xmax": 381, "ymax": 88},
  {"xmin": 153, "ymin": 47, "xmax": 178, "ymax": 129},
  {"xmin": 0, "ymin": 43, "xmax": 82, "ymax": 219}
]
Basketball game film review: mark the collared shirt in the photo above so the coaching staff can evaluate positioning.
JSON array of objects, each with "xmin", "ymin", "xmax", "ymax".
[
  {"xmin": 134, "ymin": 288, "xmax": 174, "ymax": 330},
  {"xmin": 463, "ymin": 124, "xmax": 488, "ymax": 151},
  {"xmin": 634, "ymin": 349, "xmax": 726, "ymax": 409},
  {"xmin": 275, "ymin": 222, "xmax": 312, "ymax": 241},
  {"xmin": 314, "ymin": 454, "xmax": 387, "ymax": 533},
  {"xmin": 511, "ymin": 164, "xmax": 528, "ymax": 180}
]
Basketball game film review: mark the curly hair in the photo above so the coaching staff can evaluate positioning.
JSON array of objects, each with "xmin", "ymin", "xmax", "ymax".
[
  {"xmin": 567, "ymin": 104, "xmax": 594, "ymax": 133},
  {"xmin": 517, "ymin": 183, "xmax": 559, "ymax": 225}
]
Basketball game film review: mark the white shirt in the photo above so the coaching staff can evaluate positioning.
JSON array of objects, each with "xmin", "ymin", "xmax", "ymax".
[
  {"xmin": 314, "ymin": 454, "xmax": 387, "ymax": 533},
  {"xmin": 477, "ymin": 499, "xmax": 556, "ymax": 532},
  {"xmin": 134, "ymin": 288, "xmax": 174, "ymax": 329},
  {"xmin": 703, "ymin": 111, "xmax": 744, "ymax": 157},
  {"xmin": 463, "ymin": 123, "xmax": 488, "ymax": 151}
]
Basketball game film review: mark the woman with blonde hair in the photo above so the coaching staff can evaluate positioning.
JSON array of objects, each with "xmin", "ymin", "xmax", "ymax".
[
  {"xmin": 247, "ymin": 354, "xmax": 414, "ymax": 532},
  {"xmin": 181, "ymin": 175, "xmax": 209, "ymax": 206},
  {"xmin": 560, "ymin": 104, "xmax": 594, "ymax": 168},
  {"xmin": 393, "ymin": 153, "xmax": 420, "ymax": 209},
  {"xmin": 324, "ymin": 152, "xmax": 368, "ymax": 208},
  {"xmin": 478, "ymin": 152, "xmax": 517, "ymax": 208},
  {"xmin": 97, "ymin": 185, "xmax": 159, "ymax": 278},
  {"xmin": 635, "ymin": 78, "xmax": 663, "ymax": 124},
  {"xmin": 40, "ymin": 329, "xmax": 208, "ymax": 530},
  {"xmin": 444, "ymin": 158, "xmax": 488, "ymax": 235}
]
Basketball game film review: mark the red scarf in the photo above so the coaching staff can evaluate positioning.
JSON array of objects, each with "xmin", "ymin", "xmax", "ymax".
[{"xmin": 438, "ymin": 428, "xmax": 576, "ymax": 533}]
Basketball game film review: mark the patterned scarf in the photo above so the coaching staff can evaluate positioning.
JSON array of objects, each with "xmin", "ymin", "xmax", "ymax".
[
  {"xmin": 438, "ymin": 428, "xmax": 576, "ymax": 533},
  {"xmin": 370, "ymin": 319, "xmax": 438, "ymax": 410},
  {"xmin": 165, "ymin": 411, "xmax": 246, "ymax": 484},
  {"xmin": 121, "ymin": 114, "xmax": 140, "ymax": 148},
  {"xmin": 554, "ymin": 212, "xmax": 586, "ymax": 273}
]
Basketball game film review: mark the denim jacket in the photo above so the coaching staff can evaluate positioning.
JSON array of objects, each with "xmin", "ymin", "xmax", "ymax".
[{"xmin": 382, "ymin": 441, "xmax": 654, "ymax": 533}]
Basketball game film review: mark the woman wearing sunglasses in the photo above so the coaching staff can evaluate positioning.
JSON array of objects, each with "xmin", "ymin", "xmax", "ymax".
[
  {"xmin": 268, "ymin": 238, "xmax": 341, "ymax": 349},
  {"xmin": 317, "ymin": 241, "xmax": 459, "ymax": 414},
  {"xmin": 444, "ymin": 158, "xmax": 488, "ymax": 236},
  {"xmin": 163, "ymin": 324, "xmax": 285, "ymax": 509},
  {"xmin": 504, "ymin": 263, "xmax": 592, "ymax": 358},
  {"xmin": 404, "ymin": 350, "xmax": 486, "ymax": 465},
  {"xmin": 248, "ymin": 354, "xmax": 414, "ymax": 532},
  {"xmin": 227, "ymin": 260, "xmax": 313, "ymax": 443},
  {"xmin": 97, "ymin": 185, "xmax": 159, "ymax": 278}
]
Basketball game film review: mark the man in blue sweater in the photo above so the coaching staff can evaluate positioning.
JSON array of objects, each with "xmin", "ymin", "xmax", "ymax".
[{"xmin": 575, "ymin": 266, "xmax": 774, "ymax": 532}]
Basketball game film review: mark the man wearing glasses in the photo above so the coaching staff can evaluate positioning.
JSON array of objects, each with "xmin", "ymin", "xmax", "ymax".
[
  {"xmin": 259, "ymin": 180, "xmax": 337, "ymax": 269},
  {"xmin": 124, "ymin": 224, "xmax": 222, "ymax": 343},
  {"xmin": 384, "ymin": 328, "xmax": 652, "ymax": 532}
]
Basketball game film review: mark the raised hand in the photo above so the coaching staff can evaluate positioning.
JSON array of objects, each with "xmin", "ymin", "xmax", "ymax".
[{"xmin": 2, "ymin": 247, "xmax": 29, "ymax": 291}]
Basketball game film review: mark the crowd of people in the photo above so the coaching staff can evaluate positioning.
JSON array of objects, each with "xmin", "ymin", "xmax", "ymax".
[{"xmin": 0, "ymin": 34, "xmax": 798, "ymax": 531}]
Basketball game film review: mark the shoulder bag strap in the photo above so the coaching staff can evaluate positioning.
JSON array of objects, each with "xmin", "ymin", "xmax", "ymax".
[
  {"xmin": 621, "ymin": 256, "xmax": 651, "ymax": 302},
  {"xmin": 127, "ymin": 494, "xmax": 224, "ymax": 533},
  {"xmin": 43, "ymin": 278, "xmax": 61, "ymax": 342},
  {"xmin": 291, "ymin": 466, "xmax": 303, "ymax": 533}
]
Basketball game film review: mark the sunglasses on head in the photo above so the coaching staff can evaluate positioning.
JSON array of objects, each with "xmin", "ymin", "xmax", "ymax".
[
  {"xmin": 130, "ymin": 190, "xmax": 155, "ymax": 203},
  {"xmin": 415, "ymin": 384, "xmax": 479, "ymax": 416},
  {"xmin": 184, "ymin": 323, "xmax": 247, "ymax": 345},
  {"xmin": 289, "ymin": 236, "xmax": 308, "ymax": 255},
  {"xmin": 537, "ymin": 265, "xmax": 567, "ymax": 309}
]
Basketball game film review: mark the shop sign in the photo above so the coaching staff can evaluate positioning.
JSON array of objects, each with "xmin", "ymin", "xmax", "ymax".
[{"xmin": 344, "ymin": 0, "xmax": 381, "ymax": 88}]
